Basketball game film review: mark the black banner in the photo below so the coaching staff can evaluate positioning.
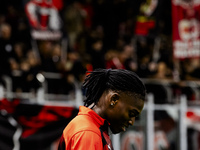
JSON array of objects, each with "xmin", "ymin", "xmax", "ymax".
[{"xmin": 0, "ymin": 99, "xmax": 78, "ymax": 150}]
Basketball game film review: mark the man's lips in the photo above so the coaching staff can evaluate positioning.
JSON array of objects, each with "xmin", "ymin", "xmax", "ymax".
[{"xmin": 121, "ymin": 124, "xmax": 129, "ymax": 131}]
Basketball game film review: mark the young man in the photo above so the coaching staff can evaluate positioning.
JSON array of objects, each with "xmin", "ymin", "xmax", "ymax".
[{"xmin": 58, "ymin": 68, "xmax": 146, "ymax": 150}]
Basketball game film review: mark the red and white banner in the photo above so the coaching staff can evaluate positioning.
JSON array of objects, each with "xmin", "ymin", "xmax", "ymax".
[
  {"xmin": 172, "ymin": 0, "xmax": 200, "ymax": 59},
  {"xmin": 25, "ymin": 0, "xmax": 63, "ymax": 40}
]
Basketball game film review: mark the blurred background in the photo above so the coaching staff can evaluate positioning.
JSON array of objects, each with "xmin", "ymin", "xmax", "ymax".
[{"xmin": 0, "ymin": 0, "xmax": 200, "ymax": 150}]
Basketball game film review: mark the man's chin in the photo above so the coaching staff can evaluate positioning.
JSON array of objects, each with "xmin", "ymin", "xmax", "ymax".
[{"xmin": 110, "ymin": 127, "xmax": 122, "ymax": 134}]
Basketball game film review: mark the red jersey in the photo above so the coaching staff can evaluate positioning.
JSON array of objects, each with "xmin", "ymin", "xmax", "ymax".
[{"xmin": 58, "ymin": 106, "xmax": 113, "ymax": 150}]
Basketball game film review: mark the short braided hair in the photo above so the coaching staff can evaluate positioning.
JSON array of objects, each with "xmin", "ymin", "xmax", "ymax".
[{"xmin": 82, "ymin": 68, "xmax": 146, "ymax": 107}]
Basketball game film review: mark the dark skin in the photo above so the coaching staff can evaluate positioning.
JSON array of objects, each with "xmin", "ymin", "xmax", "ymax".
[{"xmin": 91, "ymin": 90, "xmax": 144, "ymax": 134}]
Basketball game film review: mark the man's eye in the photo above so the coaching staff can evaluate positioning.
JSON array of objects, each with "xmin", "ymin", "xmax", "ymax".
[
  {"xmin": 129, "ymin": 112, "xmax": 138, "ymax": 118},
  {"xmin": 129, "ymin": 110, "xmax": 140, "ymax": 118}
]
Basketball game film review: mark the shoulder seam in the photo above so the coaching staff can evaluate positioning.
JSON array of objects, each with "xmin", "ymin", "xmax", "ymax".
[{"xmin": 71, "ymin": 129, "xmax": 102, "ymax": 139}]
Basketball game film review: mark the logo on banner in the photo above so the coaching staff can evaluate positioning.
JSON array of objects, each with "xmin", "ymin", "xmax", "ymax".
[
  {"xmin": 121, "ymin": 131, "xmax": 144, "ymax": 150},
  {"xmin": 25, "ymin": 0, "xmax": 63, "ymax": 40},
  {"xmin": 172, "ymin": 0, "xmax": 200, "ymax": 59},
  {"xmin": 121, "ymin": 130, "xmax": 169, "ymax": 150}
]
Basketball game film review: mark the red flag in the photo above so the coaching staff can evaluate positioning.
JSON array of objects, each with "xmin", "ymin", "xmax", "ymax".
[{"xmin": 172, "ymin": 0, "xmax": 200, "ymax": 59}]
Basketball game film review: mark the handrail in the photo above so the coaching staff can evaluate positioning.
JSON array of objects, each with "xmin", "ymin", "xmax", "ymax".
[
  {"xmin": 1, "ymin": 74, "xmax": 200, "ymax": 150},
  {"xmin": 143, "ymin": 94, "xmax": 188, "ymax": 150},
  {"xmin": 0, "ymin": 74, "xmax": 199, "ymax": 104}
]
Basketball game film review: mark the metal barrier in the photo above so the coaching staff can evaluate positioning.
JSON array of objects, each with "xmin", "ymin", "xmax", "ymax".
[
  {"xmin": 1, "ymin": 74, "xmax": 200, "ymax": 150},
  {"xmin": 0, "ymin": 73, "xmax": 83, "ymax": 106},
  {"xmin": 145, "ymin": 94, "xmax": 188, "ymax": 150},
  {"xmin": 111, "ymin": 94, "xmax": 189, "ymax": 150}
]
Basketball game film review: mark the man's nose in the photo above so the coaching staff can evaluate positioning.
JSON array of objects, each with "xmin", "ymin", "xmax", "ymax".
[{"xmin": 128, "ymin": 117, "xmax": 135, "ymax": 126}]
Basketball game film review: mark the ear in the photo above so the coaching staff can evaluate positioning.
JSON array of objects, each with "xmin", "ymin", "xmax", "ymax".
[{"xmin": 110, "ymin": 93, "xmax": 120, "ymax": 106}]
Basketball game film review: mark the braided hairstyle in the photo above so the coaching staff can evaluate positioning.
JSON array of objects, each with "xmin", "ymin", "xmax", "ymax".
[{"xmin": 82, "ymin": 68, "xmax": 146, "ymax": 107}]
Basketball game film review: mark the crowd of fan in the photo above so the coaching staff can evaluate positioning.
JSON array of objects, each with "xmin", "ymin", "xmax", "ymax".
[{"xmin": 0, "ymin": 0, "xmax": 199, "ymax": 101}]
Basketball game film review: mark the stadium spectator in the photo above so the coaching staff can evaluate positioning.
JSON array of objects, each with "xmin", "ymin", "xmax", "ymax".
[{"xmin": 0, "ymin": 23, "xmax": 14, "ymax": 76}]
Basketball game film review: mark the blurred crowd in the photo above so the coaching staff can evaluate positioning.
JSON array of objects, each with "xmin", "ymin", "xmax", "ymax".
[
  {"xmin": 0, "ymin": 0, "xmax": 199, "ymax": 100},
  {"xmin": 0, "ymin": 1, "xmax": 200, "ymax": 149}
]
